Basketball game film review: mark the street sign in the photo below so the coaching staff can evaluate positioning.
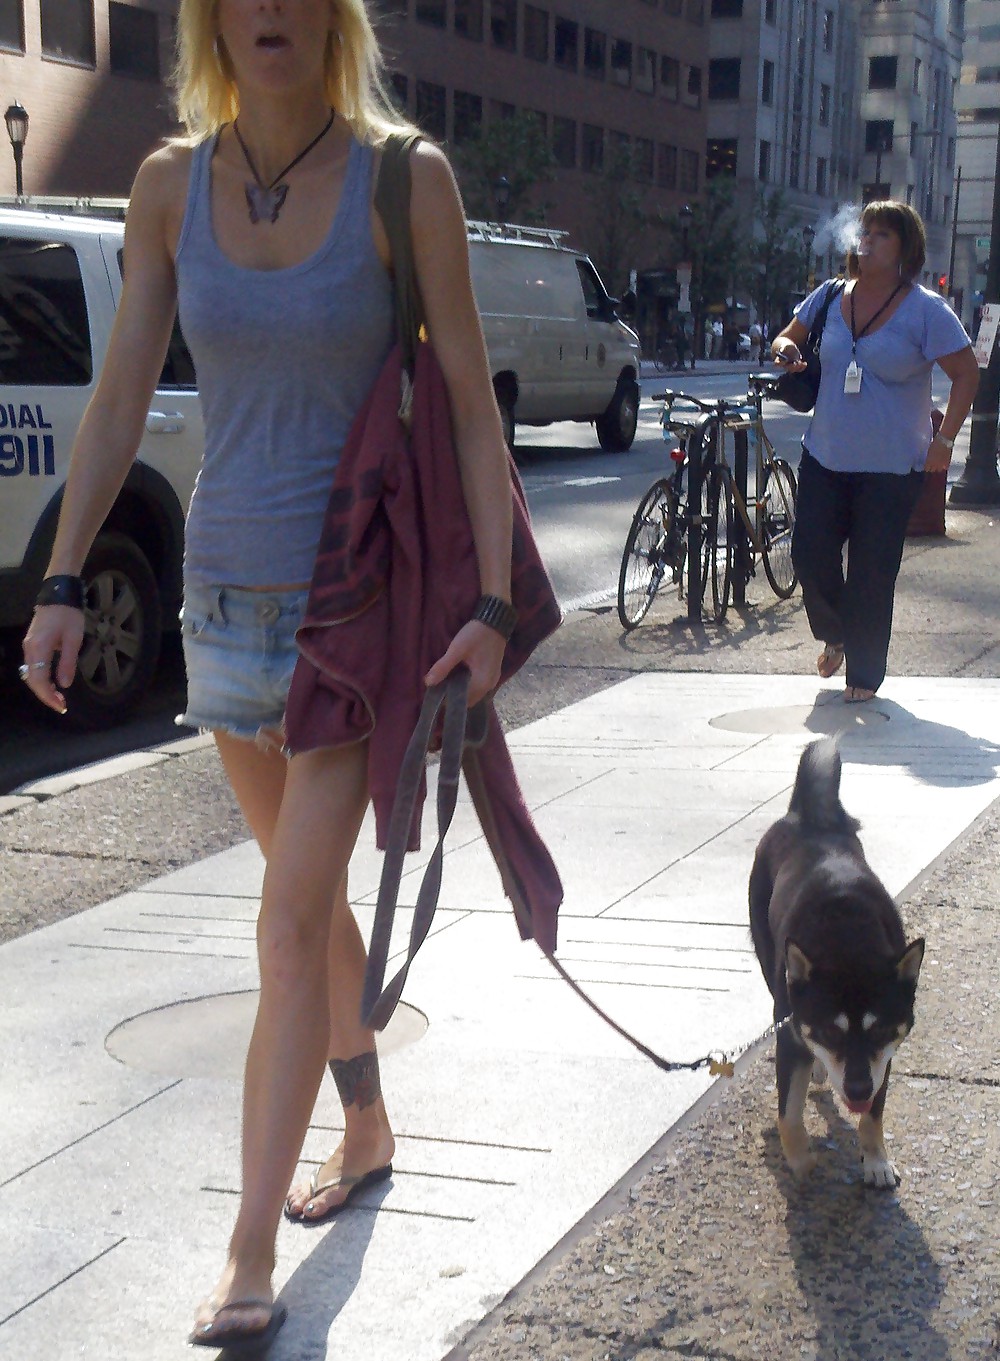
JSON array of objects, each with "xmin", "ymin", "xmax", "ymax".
[
  {"xmin": 973, "ymin": 302, "xmax": 1000, "ymax": 367},
  {"xmin": 976, "ymin": 236, "xmax": 991, "ymax": 250},
  {"xmin": 676, "ymin": 263, "xmax": 692, "ymax": 286},
  {"xmin": 678, "ymin": 284, "xmax": 691, "ymax": 313}
]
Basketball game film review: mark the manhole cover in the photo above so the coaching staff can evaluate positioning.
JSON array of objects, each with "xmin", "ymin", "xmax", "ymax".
[
  {"xmin": 106, "ymin": 992, "xmax": 428, "ymax": 1078},
  {"xmin": 710, "ymin": 703, "xmax": 890, "ymax": 736}
]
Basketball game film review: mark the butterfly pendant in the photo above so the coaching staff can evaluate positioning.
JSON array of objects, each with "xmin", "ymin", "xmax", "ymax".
[{"xmin": 245, "ymin": 181, "xmax": 289, "ymax": 225}]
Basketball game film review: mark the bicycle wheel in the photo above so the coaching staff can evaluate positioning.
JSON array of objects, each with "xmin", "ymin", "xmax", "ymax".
[
  {"xmin": 760, "ymin": 457, "xmax": 798, "ymax": 598},
  {"xmin": 701, "ymin": 465, "xmax": 733, "ymax": 622},
  {"xmin": 618, "ymin": 478, "xmax": 675, "ymax": 629}
]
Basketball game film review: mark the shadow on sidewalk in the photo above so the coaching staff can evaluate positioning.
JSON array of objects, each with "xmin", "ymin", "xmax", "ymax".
[{"xmin": 767, "ymin": 1087, "xmax": 949, "ymax": 1360}]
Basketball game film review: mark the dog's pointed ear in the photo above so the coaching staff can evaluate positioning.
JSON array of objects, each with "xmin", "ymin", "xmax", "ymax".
[
  {"xmin": 896, "ymin": 938, "xmax": 925, "ymax": 983},
  {"xmin": 785, "ymin": 940, "xmax": 813, "ymax": 983}
]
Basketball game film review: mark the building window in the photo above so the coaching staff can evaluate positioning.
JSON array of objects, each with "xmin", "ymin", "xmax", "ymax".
[
  {"xmin": 415, "ymin": 80, "xmax": 446, "ymax": 139},
  {"xmin": 552, "ymin": 116, "xmax": 576, "ymax": 168},
  {"xmin": 708, "ymin": 57, "xmax": 741, "ymax": 101},
  {"xmin": 611, "ymin": 38, "xmax": 632, "ymax": 87},
  {"xmin": 657, "ymin": 143, "xmax": 678, "ymax": 188},
  {"xmin": 758, "ymin": 139, "xmax": 771, "ymax": 182},
  {"xmin": 40, "ymin": 0, "xmax": 96, "ymax": 65},
  {"xmin": 819, "ymin": 84, "xmax": 830, "ymax": 125},
  {"xmin": 582, "ymin": 123, "xmax": 604, "ymax": 171},
  {"xmin": 816, "ymin": 156, "xmax": 828, "ymax": 195},
  {"xmin": 789, "ymin": 152, "xmax": 799, "ymax": 189},
  {"xmin": 0, "ymin": 238, "xmax": 92, "ymax": 386},
  {"xmin": 584, "ymin": 28, "xmax": 606, "ymax": 79},
  {"xmin": 636, "ymin": 47, "xmax": 656, "ymax": 94},
  {"xmin": 490, "ymin": 99, "xmax": 515, "ymax": 121},
  {"xmin": 865, "ymin": 119, "xmax": 894, "ymax": 153},
  {"xmin": 684, "ymin": 64, "xmax": 702, "ymax": 108},
  {"xmin": 706, "ymin": 138, "xmax": 738, "ymax": 179},
  {"xmin": 910, "ymin": 121, "xmax": 918, "ymax": 155},
  {"xmin": 761, "ymin": 59, "xmax": 774, "ymax": 105},
  {"xmin": 685, "ymin": 0, "xmax": 704, "ymax": 21},
  {"xmin": 390, "ymin": 72, "xmax": 409, "ymax": 111},
  {"xmin": 0, "ymin": 0, "xmax": 24, "ymax": 53},
  {"xmin": 491, "ymin": 0, "xmax": 516, "ymax": 51},
  {"xmin": 822, "ymin": 10, "xmax": 834, "ymax": 51},
  {"xmin": 609, "ymin": 130, "xmax": 631, "ymax": 169},
  {"xmin": 634, "ymin": 136, "xmax": 654, "ymax": 181},
  {"xmin": 868, "ymin": 55, "xmax": 898, "ymax": 90},
  {"xmin": 679, "ymin": 148, "xmax": 699, "ymax": 192},
  {"xmin": 913, "ymin": 57, "xmax": 921, "ymax": 92},
  {"xmin": 553, "ymin": 17, "xmax": 577, "ymax": 70},
  {"xmin": 764, "ymin": 0, "xmax": 776, "ymax": 22},
  {"xmin": 453, "ymin": 90, "xmax": 483, "ymax": 143},
  {"xmin": 524, "ymin": 5, "xmax": 549, "ymax": 61},
  {"xmin": 454, "ymin": 0, "xmax": 484, "ymax": 40},
  {"xmin": 660, "ymin": 55, "xmax": 679, "ymax": 100},
  {"xmin": 109, "ymin": 3, "xmax": 160, "ymax": 80},
  {"xmin": 416, "ymin": 0, "xmax": 446, "ymax": 26},
  {"xmin": 711, "ymin": 0, "xmax": 743, "ymax": 14}
]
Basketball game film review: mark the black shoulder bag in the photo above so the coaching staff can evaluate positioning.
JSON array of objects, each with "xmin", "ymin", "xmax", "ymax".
[{"xmin": 773, "ymin": 278, "xmax": 845, "ymax": 414}]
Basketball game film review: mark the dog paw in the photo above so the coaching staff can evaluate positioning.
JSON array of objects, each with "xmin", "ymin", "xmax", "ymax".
[
  {"xmin": 862, "ymin": 1154, "xmax": 899, "ymax": 1189},
  {"xmin": 786, "ymin": 1149, "xmax": 818, "ymax": 1180}
]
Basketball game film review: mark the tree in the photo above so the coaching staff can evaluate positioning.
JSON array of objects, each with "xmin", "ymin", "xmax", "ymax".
[
  {"xmin": 746, "ymin": 188, "xmax": 805, "ymax": 335},
  {"xmin": 584, "ymin": 146, "xmax": 651, "ymax": 297},
  {"xmin": 658, "ymin": 178, "xmax": 746, "ymax": 352},
  {"xmin": 453, "ymin": 112, "xmax": 556, "ymax": 222}
]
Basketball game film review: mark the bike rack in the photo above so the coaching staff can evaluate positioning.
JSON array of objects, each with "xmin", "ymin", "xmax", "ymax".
[
  {"xmin": 731, "ymin": 426, "xmax": 751, "ymax": 608},
  {"xmin": 684, "ymin": 414, "xmax": 715, "ymax": 623}
]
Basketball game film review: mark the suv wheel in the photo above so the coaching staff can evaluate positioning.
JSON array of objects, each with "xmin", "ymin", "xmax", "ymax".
[
  {"xmin": 66, "ymin": 532, "xmax": 163, "ymax": 729},
  {"xmin": 596, "ymin": 377, "xmax": 640, "ymax": 453}
]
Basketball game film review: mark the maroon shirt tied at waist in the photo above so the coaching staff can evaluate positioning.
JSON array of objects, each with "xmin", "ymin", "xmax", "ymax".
[{"xmin": 283, "ymin": 340, "xmax": 563, "ymax": 954}]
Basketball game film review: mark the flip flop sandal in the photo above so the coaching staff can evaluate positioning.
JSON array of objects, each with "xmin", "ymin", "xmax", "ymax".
[
  {"xmin": 189, "ymin": 1299, "xmax": 287, "ymax": 1354},
  {"xmin": 284, "ymin": 1163, "xmax": 392, "ymax": 1226},
  {"xmin": 844, "ymin": 687, "xmax": 876, "ymax": 704},
  {"xmin": 817, "ymin": 643, "xmax": 845, "ymax": 679}
]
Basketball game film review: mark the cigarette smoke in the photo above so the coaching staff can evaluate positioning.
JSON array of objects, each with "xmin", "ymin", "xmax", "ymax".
[{"xmin": 812, "ymin": 204, "xmax": 862, "ymax": 259}]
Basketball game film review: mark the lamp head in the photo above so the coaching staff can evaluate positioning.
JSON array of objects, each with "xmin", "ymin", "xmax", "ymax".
[{"xmin": 4, "ymin": 101, "xmax": 28, "ymax": 149}]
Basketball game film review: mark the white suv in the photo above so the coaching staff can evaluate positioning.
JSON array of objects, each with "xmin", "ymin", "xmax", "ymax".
[{"xmin": 0, "ymin": 200, "xmax": 203, "ymax": 727}]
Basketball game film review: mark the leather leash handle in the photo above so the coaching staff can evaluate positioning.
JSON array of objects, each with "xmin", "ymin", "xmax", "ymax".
[{"xmin": 361, "ymin": 668, "xmax": 469, "ymax": 1030}]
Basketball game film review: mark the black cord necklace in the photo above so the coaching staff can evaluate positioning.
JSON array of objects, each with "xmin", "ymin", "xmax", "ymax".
[{"xmin": 232, "ymin": 109, "xmax": 336, "ymax": 224}]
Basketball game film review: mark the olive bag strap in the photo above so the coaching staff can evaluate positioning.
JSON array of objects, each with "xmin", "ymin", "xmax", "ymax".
[{"xmin": 374, "ymin": 132, "xmax": 426, "ymax": 384}]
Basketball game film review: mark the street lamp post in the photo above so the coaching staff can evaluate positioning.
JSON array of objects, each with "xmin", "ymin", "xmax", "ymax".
[
  {"xmin": 493, "ymin": 174, "xmax": 511, "ymax": 225},
  {"xmin": 802, "ymin": 224, "xmax": 815, "ymax": 293},
  {"xmin": 678, "ymin": 203, "xmax": 695, "ymax": 368},
  {"xmin": 4, "ymin": 101, "xmax": 28, "ymax": 197}
]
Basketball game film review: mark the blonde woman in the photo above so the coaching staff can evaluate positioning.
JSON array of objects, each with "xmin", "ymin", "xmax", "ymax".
[{"xmin": 20, "ymin": 0, "xmax": 514, "ymax": 1348}]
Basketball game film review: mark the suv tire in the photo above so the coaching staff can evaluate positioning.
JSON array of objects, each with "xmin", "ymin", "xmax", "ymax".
[
  {"xmin": 596, "ymin": 377, "xmax": 640, "ymax": 453},
  {"xmin": 66, "ymin": 532, "xmax": 163, "ymax": 729}
]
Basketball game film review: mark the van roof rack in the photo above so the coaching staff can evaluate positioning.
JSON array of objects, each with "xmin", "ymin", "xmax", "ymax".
[
  {"xmin": 0, "ymin": 195, "xmax": 129, "ymax": 220},
  {"xmin": 466, "ymin": 219, "xmax": 569, "ymax": 248}
]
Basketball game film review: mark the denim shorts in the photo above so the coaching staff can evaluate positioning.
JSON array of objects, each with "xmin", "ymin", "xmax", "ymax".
[{"xmin": 177, "ymin": 583, "xmax": 309, "ymax": 745}]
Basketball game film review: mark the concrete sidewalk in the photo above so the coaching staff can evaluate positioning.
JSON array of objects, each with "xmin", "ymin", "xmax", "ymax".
[{"xmin": 1, "ymin": 672, "xmax": 998, "ymax": 1360}]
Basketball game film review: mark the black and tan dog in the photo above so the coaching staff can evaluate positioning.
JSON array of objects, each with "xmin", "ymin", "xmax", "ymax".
[{"xmin": 749, "ymin": 738, "xmax": 924, "ymax": 1187}]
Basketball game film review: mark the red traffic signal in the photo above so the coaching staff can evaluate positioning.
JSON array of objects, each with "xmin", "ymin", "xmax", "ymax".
[{"xmin": 938, "ymin": 274, "xmax": 948, "ymax": 293}]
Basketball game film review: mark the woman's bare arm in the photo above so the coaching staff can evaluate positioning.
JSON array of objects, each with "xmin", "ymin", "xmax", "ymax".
[
  {"xmin": 770, "ymin": 316, "xmax": 811, "ymax": 371},
  {"xmin": 926, "ymin": 345, "xmax": 980, "ymax": 473},
  {"xmin": 22, "ymin": 147, "xmax": 185, "ymax": 713},
  {"xmin": 407, "ymin": 143, "xmax": 512, "ymax": 705}
]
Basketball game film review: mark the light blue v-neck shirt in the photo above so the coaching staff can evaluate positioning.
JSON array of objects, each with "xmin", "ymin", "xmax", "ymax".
[{"xmin": 794, "ymin": 281, "xmax": 970, "ymax": 475}]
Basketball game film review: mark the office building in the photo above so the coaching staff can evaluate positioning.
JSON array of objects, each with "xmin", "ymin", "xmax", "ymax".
[{"xmin": 955, "ymin": 0, "xmax": 999, "ymax": 326}]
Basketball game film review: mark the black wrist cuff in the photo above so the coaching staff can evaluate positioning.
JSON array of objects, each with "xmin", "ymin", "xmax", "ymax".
[
  {"xmin": 472, "ymin": 593, "xmax": 518, "ymax": 641},
  {"xmin": 36, "ymin": 575, "xmax": 85, "ymax": 610}
]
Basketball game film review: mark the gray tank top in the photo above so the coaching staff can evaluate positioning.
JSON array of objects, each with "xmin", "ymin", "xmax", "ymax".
[{"xmin": 175, "ymin": 134, "xmax": 394, "ymax": 588}]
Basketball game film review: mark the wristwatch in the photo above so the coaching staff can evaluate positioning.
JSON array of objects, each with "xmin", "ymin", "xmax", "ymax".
[{"xmin": 934, "ymin": 433, "xmax": 955, "ymax": 450}]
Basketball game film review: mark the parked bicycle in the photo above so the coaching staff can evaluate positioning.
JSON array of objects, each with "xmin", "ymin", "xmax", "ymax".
[{"xmin": 617, "ymin": 372, "xmax": 798, "ymax": 629}]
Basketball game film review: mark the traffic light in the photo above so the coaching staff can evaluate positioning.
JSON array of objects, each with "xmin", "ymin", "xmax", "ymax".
[{"xmin": 938, "ymin": 274, "xmax": 948, "ymax": 294}]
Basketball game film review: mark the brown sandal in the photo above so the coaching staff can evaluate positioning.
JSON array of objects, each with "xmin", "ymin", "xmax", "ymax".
[{"xmin": 817, "ymin": 643, "xmax": 845, "ymax": 679}]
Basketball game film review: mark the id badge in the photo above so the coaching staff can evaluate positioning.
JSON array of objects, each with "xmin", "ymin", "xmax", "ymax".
[{"xmin": 844, "ymin": 360, "xmax": 862, "ymax": 395}]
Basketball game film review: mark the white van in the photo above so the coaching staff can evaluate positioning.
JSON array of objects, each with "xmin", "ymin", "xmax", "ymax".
[
  {"xmin": 0, "ymin": 199, "xmax": 203, "ymax": 727},
  {"xmin": 467, "ymin": 222, "xmax": 641, "ymax": 453}
]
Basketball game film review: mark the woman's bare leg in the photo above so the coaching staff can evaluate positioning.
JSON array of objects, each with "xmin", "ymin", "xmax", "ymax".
[
  {"xmin": 215, "ymin": 734, "xmax": 395, "ymax": 1223},
  {"xmin": 193, "ymin": 742, "xmax": 372, "ymax": 1341}
]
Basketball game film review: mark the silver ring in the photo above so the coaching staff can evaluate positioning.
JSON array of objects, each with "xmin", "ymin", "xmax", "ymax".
[{"xmin": 18, "ymin": 661, "xmax": 49, "ymax": 680}]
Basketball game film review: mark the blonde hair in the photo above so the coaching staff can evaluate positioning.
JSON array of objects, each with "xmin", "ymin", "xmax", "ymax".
[
  {"xmin": 846, "ymin": 200, "xmax": 927, "ymax": 283},
  {"xmin": 172, "ymin": 0, "xmax": 416, "ymax": 144}
]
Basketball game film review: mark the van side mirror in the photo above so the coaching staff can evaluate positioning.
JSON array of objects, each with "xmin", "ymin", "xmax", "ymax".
[{"xmin": 618, "ymin": 289, "xmax": 637, "ymax": 322}]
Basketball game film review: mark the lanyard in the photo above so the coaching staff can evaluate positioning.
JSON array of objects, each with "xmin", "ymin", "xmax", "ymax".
[{"xmin": 849, "ymin": 283, "xmax": 905, "ymax": 357}]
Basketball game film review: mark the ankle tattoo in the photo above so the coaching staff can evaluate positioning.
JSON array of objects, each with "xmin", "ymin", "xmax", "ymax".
[{"xmin": 329, "ymin": 1051, "xmax": 381, "ymax": 1110}]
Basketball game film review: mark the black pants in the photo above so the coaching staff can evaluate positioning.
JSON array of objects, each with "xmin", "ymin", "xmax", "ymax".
[{"xmin": 791, "ymin": 451, "xmax": 924, "ymax": 693}]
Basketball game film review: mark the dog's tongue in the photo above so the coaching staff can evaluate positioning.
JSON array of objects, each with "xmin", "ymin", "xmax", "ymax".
[{"xmin": 847, "ymin": 1098, "xmax": 873, "ymax": 1114}]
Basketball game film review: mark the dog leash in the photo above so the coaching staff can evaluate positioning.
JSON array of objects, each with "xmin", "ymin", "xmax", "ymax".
[{"xmin": 361, "ymin": 670, "xmax": 782, "ymax": 1080}]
